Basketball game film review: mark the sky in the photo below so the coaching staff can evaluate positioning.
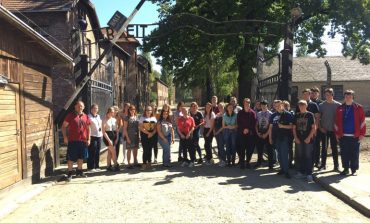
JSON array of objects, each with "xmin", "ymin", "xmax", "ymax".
[{"xmin": 91, "ymin": 0, "xmax": 343, "ymax": 72}]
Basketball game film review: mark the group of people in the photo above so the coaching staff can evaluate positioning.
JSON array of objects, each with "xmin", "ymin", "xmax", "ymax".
[{"xmin": 61, "ymin": 87, "xmax": 366, "ymax": 183}]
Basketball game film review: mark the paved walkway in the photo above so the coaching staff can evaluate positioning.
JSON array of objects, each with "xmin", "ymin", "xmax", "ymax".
[{"xmin": 0, "ymin": 137, "xmax": 369, "ymax": 220}]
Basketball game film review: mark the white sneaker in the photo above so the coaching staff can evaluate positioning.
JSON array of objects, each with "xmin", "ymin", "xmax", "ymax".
[
  {"xmin": 294, "ymin": 172, "xmax": 305, "ymax": 179},
  {"xmin": 181, "ymin": 161, "xmax": 188, "ymax": 167},
  {"xmin": 307, "ymin": 175, "xmax": 314, "ymax": 182},
  {"xmin": 188, "ymin": 162, "xmax": 194, "ymax": 168}
]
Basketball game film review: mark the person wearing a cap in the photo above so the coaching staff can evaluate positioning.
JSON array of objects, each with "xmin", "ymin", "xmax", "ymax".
[
  {"xmin": 334, "ymin": 90, "xmax": 366, "ymax": 176},
  {"xmin": 293, "ymin": 100, "xmax": 316, "ymax": 182},
  {"xmin": 268, "ymin": 100, "xmax": 294, "ymax": 178},
  {"xmin": 255, "ymin": 100, "xmax": 274, "ymax": 169}
]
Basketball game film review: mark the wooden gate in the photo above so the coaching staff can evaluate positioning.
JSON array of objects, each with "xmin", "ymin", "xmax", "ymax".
[{"xmin": 0, "ymin": 83, "xmax": 22, "ymax": 189}]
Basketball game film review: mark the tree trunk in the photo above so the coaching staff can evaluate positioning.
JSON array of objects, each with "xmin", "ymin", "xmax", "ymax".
[{"xmin": 237, "ymin": 65, "xmax": 253, "ymax": 104}]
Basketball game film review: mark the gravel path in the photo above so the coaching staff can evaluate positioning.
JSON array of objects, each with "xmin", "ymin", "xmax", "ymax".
[{"xmin": 2, "ymin": 162, "xmax": 368, "ymax": 223}]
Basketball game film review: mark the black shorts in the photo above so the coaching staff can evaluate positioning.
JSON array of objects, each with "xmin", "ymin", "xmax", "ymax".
[
  {"xmin": 103, "ymin": 131, "xmax": 117, "ymax": 146},
  {"xmin": 67, "ymin": 141, "xmax": 87, "ymax": 162}
]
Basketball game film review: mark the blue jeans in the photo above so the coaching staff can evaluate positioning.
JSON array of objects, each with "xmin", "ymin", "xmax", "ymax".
[
  {"xmin": 192, "ymin": 128, "xmax": 202, "ymax": 159},
  {"xmin": 340, "ymin": 136, "xmax": 360, "ymax": 171},
  {"xmin": 215, "ymin": 131, "xmax": 225, "ymax": 162},
  {"xmin": 159, "ymin": 135, "xmax": 172, "ymax": 165},
  {"xmin": 275, "ymin": 137, "xmax": 289, "ymax": 173},
  {"xmin": 295, "ymin": 142, "xmax": 314, "ymax": 175},
  {"xmin": 223, "ymin": 129, "xmax": 237, "ymax": 163}
]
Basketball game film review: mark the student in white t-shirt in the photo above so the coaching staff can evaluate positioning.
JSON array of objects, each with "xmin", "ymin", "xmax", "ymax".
[{"xmin": 203, "ymin": 102, "xmax": 216, "ymax": 164}]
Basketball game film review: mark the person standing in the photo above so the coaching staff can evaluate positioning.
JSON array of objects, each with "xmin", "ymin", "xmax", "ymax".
[
  {"xmin": 203, "ymin": 102, "xmax": 216, "ymax": 165},
  {"xmin": 237, "ymin": 98, "xmax": 257, "ymax": 169},
  {"xmin": 139, "ymin": 105, "xmax": 157, "ymax": 170},
  {"xmin": 211, "ymin": 95, "xmax": 220, "ymax": 114},
  {"xmin": 230, "ymin": 96, "xmax": 242, "ymax": 164},
  {"xmin": 214, "ymin": 103, "xmax": 226, "ymax": 167},
  {"xmin": 62, "ymin": 101, "xmax": 91, "ymax": 181},
  {"xmin": 319, "ymin": 88, "xmax": 341, "ymax": 171},
  {"xmin": 310, "ymin": 87, "xmax": 324, "ymax": 169},
  {"xmin": 157, "ymin": 107, "xmax": 175, "ymax": 167},
  {"xmin": 293, "ymin": 100, "xmax": 316, "ymax": 182},
  {"xmin": 189, "ymin": 102, "xmax": 204, "ymax": 164},
  {"xmin": 87, "ymin": 104, "xmax": 103, "ymax": 171},
  {"xmin": 255, "ymin": 100, "xmax": 273, "ymax": 169},
  {"xmin": 120, "ymin": 102, "xmax": 130, "ymax": 165},
  {"xmin": 283, "ymin": 100, "xmax": 295, "ymax": 168},
  {"xmin": 223, "ymin": 103, "xmax": 238, "ymax": 166},
  {"xmin": 296, "ymin": 89, "xmax": 320, "ymax": 169},
  {"xmin": 335, "ymin": 90, "xmax": 366, "ymax": 176},
  {"xmin": 174, "ymin": 101, "xmax": 185, "ymax": 162},
  {"xmin": 269, "ymin": 100, "xmax": 294, "ymax": 178},
  {"xmin": 151, "ymin": 103, "xmax": 160, "ymax": 164},
  {"xmin": 103, "ymin": 107, "xmax": 120, "ymax": 172},
  {"xmin": 113, "ymin": 106, "xmax": 123, "ymax": 164},
  {"xmin": 123, "ymin": 105, "xmax": 139, "ymax": 169},
  {"xmin": 177, "ymin": 107, "xmax": 196, "ymax": 167}
]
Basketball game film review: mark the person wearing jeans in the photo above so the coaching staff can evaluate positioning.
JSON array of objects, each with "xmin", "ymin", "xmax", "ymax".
[
  {"xmin": 255, "ymin": 100, "xmax": 273, "ymax": 169},
  {"xmin": 203, "ymin": 102, "xmax": 216, "ymax": 165},
  {"xmin": 319, "ymin": 88, "xmax": 341, "ymax": 171},
  {"xmin": 157, "ymin": 107, "xmax": 175, "ymax": 167},
  {"xmin": 334, "ymin": 90, "xmax": 366, "ymax": 176},
  {"xmin": 214, "ymin": 103, "xmax": 225, "ymax": 167},
  {"xmin": 177, "ymin": 107, "xmax": 196, "ymax": 167},
  {"xmin": 174, "ymin": 101, "xmax": 185, "ymax": 162},
  {"xmin": 269, "ymin": 100, "xmax": 294, "ymax": 179},
  {"xmin": 223, "ymin": 103, "xmax": 238, "ymax": 166},
  {"xmin": 293, "ymin": 100, "xmax": 316, "ymax": 182}
]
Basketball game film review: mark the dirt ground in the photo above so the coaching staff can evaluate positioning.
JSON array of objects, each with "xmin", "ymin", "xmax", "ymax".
[{"xmin": 2, "ymin": 138, "xmax": 369, "ymax": 223}]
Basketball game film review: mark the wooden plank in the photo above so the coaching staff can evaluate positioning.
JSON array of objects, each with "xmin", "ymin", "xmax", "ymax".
[
  {"xmin": 0, "ymin": 154, "xmax": 17, "ymax": 165},
  {"xmin": 0, "ymin": 175, "xmax": 18, "ymax": 190},
  {"xmin": 0, "ymin": 99, "xmax": 16, "ymax": 105},
  {"xmin": 0, "ymin": 129, "xmax": 16, "ymax": 137},
  {"xmin": 0, "ymin": 140, "xmax": 17, "ymax": 153},
  {"xmin": 0, "ymin": 135, "xmax": 16, "ymax": 142},
  {"xmin": 0, "ymin": 125, "xmax": 16, "ymax": 132},
  {"xmin": 0, "ymin": 105, "xmax": 16, "ymax": 111},
  {"xmin": 25, "ymin": 103, "xmax": 50, "ymax": 112},
  {"xmin": 24, "ymin": 117, "xmax": 50, "ymax": 126},
  {"xmin": 0, "ymin": 163, "xmax": 18, "ymax": 175},
  {"xmin": 0, "ymin": 95, "xmax": 15, "ymax": 100},
  {"xmin": 0, "ymin": 115, "xmax": 17, "ymax": 122},
  {"xmin": 0, "ymin": 91, "xmax": 15, "ymax": 96},
  {"xmin": 24, "ymin": 81, "xmax": 52, "ymax": 91},
  {"xmin": 23, "ymin": 89, "xmax": 52, "ymax": 98},
  {"xmin": 26, "ymin": 141, "xmax": 53, "ymax": 150},
  {"xmin": 0, "ymin": 120, "xmax": 16, "ymax": 127},
  {"xmin": 25, "ymin": 111, "xmax": 50, "ymax": 120},
  {"xmin": 25, "ymin": 97, "xmax": 52, "ymax": 105},
  {"xmin": 0, "ymin": 150, "xmax": 17, "ymax": 159}
]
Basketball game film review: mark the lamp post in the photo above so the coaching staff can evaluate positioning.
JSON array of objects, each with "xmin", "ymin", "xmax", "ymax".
[{"xmin": 278, "ymin": 5, "xmax": 302, "ymax": 101}]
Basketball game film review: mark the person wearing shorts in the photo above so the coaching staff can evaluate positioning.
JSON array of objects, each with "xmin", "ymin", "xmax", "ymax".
[{"xmin": 62, "ymin": 101, "xmax": 91, "ymax": 181}]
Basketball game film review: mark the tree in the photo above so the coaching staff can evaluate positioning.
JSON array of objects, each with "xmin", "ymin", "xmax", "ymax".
[{"xmin": 147, "ymin": 0, "xmax": 369, "ymax": 103}]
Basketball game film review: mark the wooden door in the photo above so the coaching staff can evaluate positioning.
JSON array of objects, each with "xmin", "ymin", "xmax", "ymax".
[{"xmin": 0, "ymin": 83, "xmax": 22, "ymax": 189}]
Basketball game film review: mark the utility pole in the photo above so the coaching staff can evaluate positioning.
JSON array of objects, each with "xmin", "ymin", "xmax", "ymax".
[{"xmin": 279, "ymin": 5, "xmax": 302, "ymax": 101}]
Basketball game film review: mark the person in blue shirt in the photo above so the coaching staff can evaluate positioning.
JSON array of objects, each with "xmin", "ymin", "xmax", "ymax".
[
  {"xmin": 269, "ymin": 100, "xmax": 294, "ymax": 178},
  {"xmin": 222, "ymin": 103, "xmax": 238, "ymax": 166}
]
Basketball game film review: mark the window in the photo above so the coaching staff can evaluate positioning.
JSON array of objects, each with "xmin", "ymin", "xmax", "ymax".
[{"xmin": 321, "ymin": 85, "xmax": 344, "ymax": 101}]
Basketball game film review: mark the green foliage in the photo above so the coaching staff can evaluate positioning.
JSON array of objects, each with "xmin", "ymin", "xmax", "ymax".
[{"xmin": 147, "ymin": 0, "xmax": 370, "ymax": 101}]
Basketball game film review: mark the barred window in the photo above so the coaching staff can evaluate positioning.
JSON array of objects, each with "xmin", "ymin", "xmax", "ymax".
[{"xmin": 321, "ymin": 85, "xmax": 344, "ymax": 101}]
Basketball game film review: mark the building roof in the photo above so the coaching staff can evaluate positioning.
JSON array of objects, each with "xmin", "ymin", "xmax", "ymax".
[
  {"xmin": 0, "ymin": 4, "xmax": 72, "ymax": 63},
  {"xmin": 1, "ymin": 0, "xmax": 76, "ymax": 12},
  {"xmin": 259, "ymin": 56, "xmax": 370, "ymax": 82},
  {"xmin": 155, "ymin": 77, "xmax": 168, "ymax": 88},
  {"xmin": 2, "ymin": 0, "xmax": 103, "ymax": 41},
  {"xmin": 137, "ymin": 55, "xmax": 152, "ymax": 73}
]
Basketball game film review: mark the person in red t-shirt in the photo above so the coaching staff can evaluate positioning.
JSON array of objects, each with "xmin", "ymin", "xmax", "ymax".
[
  {"xmin": 62, "ymin": 101, "xmax": 91, "ymax": 181},
  {"xmin": 177, "ymin": 107, "xmax": 195, "ymax": 167}
]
